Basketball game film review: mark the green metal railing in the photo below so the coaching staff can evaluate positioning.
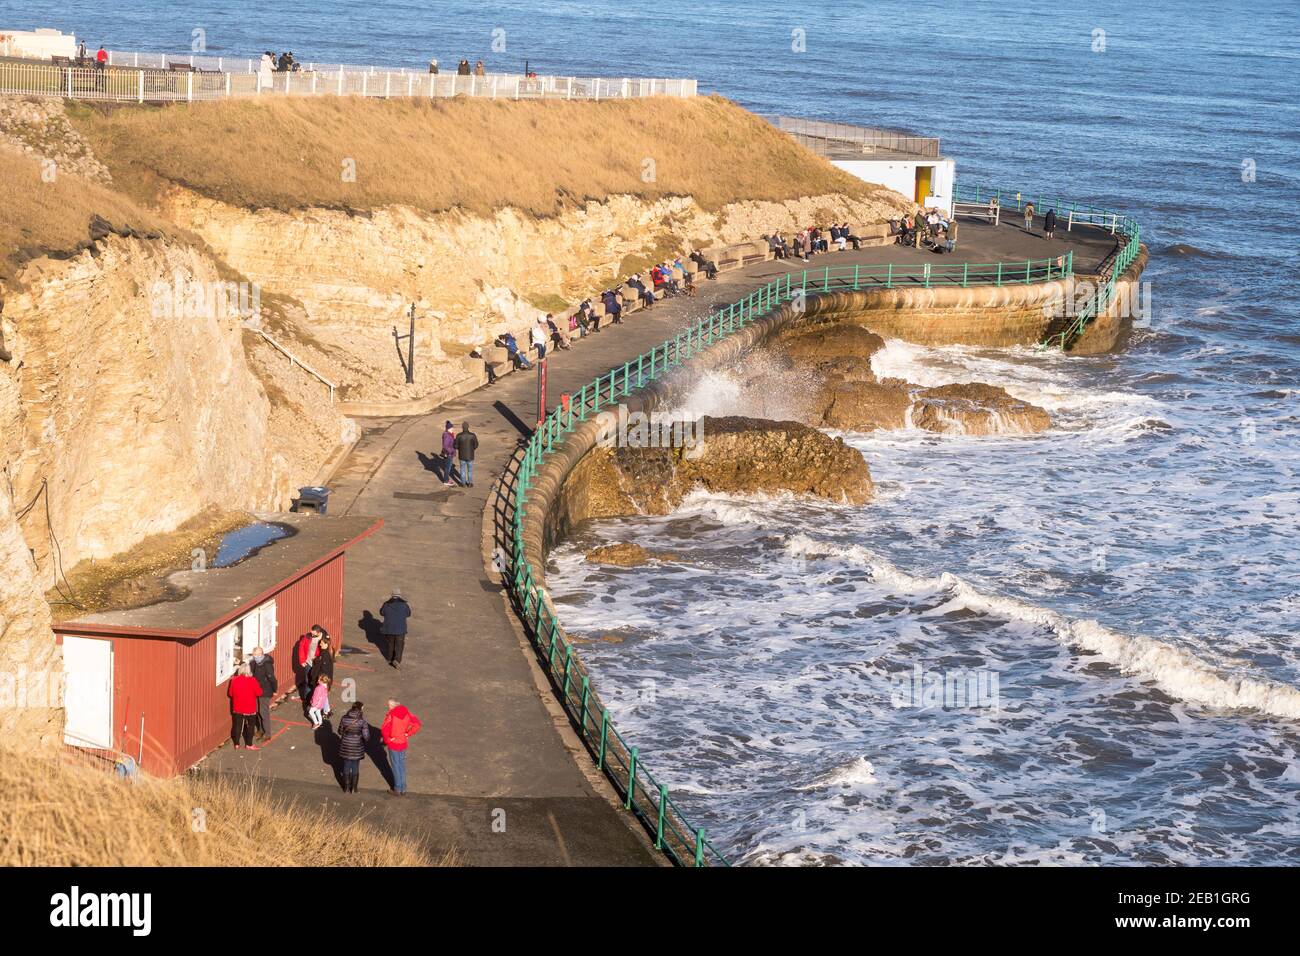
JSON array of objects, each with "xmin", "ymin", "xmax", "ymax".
[
  {"xmin": 506, "ymin": 202, "xmax": 1133, "ymax": 864},
  {"xmin": 953, "ymin": 184, "xmax": 1142, "ymax": 349}
]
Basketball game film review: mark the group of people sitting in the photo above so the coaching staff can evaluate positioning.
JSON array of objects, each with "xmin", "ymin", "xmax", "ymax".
[
  {"xmin": 894, "ymin": 208, "xmax": 958, "ymax": 253},
  {"xmin": 489, "ymin": 259, "xmax": 698, "ymax": 377},
  {"xmin": 767, "ymin": 224, "xmax": 863, "ymax": 262},
  {"xmin": 262, "ymin": 50, "xmax": 302, "ymax": 72}
]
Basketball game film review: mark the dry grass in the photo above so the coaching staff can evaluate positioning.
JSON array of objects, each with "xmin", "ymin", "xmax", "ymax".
[
  {"xmin": 0, "ymin": 141, "xmax": 167, "ymax": 280},
  {"xmin": 67, "ymin": 94, "xmax": 886, "ymax": 216},
  {"xmin": 0, "ymin": 748, "xmax": 455, "ymax": 865}
]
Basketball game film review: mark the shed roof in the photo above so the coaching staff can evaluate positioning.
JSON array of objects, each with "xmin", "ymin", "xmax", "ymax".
[{"xmin": 53, "ymin": 513, "xmax": 381, "ymax": 639}]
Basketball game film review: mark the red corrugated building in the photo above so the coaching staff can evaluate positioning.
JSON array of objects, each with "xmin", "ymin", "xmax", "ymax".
[{"xmin": 53, "ymin": 514, "xmax": 381, "ymax": 776}]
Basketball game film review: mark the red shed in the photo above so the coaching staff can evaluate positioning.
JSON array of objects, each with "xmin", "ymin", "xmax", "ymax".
[{"xmin": 54, "ymin": 513, "xmax": 381, "ymax": 776}]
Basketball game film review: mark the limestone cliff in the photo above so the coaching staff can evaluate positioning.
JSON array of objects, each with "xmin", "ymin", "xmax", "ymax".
[
  {"xmin": 158, "ymin": 187, "xmax": 907, "ymax": 403},
  {"xmin": 0, "ymin": 234, "xmax": 351, "ymax": 580}
]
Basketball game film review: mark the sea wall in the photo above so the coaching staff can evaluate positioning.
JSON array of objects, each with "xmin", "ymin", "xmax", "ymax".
[{"xmin": 791, "ymin": 245, "xmax": 1147, "ymax": 351}]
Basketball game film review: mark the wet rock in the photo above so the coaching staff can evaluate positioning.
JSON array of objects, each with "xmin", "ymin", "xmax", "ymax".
[
  {"xmin": 908, "ymin": 382, "xmax": 1051, "ymax": 435},
  {"xmin": 584, "ymin": 542, "xmax": 678, "ymax": 566},
  {"xmin": 563, "ymin": 415, "xmax": 873, "ymax": 524}
]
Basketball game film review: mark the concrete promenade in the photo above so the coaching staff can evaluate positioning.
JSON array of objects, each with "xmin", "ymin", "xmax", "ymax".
[{"xmin": 199, "ymin": 216, "xmax": 1114, "ymax": 865}]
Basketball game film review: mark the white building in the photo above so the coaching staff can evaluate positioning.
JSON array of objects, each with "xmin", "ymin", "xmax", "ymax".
[
  {"xmin": 771, "ymin": 116, "xmax": 955, "ymax": 215},
  {"xmin": 0, "ymin": 28, "xmax": 77, "ymax": 61}
]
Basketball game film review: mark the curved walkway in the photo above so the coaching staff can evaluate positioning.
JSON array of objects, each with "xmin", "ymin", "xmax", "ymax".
[{"xmin": 199, "ymin": 216, "xmax": 1115, "ymax": 865}]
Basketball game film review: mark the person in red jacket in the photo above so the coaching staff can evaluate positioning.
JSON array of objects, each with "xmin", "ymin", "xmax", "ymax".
[
  {"xmin": 294, "ymin": 627, "xmax": 321, "ymax": 702},
  {"xmin": 228, "ymin": 663, "xmax": 262, "ymax": 750},
  {"xmin": 381, "ymin": 698, "xmax": 422, "ymax": 796}
]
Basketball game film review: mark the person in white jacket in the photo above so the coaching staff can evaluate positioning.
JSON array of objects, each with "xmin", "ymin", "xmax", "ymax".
[{"xmin": 530, "ymin": 319, "xmax": 548, "ymax": 360}]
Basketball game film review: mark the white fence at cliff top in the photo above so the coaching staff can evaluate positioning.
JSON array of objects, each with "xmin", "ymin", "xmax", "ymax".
[{"xmin": 0, "ymin": 53, "xmax": 696, "ymax": 103}]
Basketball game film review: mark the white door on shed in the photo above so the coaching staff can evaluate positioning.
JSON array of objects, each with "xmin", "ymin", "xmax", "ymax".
[{"xmin": 63, "ymin": 636, "xmax": 113, "ymax": 749}]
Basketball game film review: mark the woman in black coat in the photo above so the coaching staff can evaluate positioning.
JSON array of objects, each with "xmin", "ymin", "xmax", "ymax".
[
  {"xmin": 337, "ymin": 702, "xmax": 370, "ymax": 793},
  {"xmin": 310, "ymin": 635, "xmax": 335, "ymax": 688}
]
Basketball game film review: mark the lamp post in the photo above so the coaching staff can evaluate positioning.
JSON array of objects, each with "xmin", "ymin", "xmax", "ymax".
[{"xmin": 393, "ymin": 304, "xmax": 415, "ymax": 384}]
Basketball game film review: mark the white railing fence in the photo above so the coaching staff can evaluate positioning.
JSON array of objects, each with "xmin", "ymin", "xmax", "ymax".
[{"xmin": 0, "ymin": 57, "xmax": 696, "ymax": 103}]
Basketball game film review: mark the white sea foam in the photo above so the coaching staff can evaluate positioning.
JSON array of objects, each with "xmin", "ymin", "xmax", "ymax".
[
  {"xmin": 798, "ymin": 757, "xmax": 879, "ymax": 790},
  {"xmin": 783, "ymin": 534, "xmax": 1300, "ymax": 721}
]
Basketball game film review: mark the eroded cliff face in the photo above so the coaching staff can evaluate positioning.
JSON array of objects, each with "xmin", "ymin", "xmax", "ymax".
[
  {"xmin": 0, "ymin": 368, "xmax": 60, "ymax": 745},
  {"xmin": 0, "ymin": 234, "xmax": 350, "ymax": 578},
  {"xmin": 159, "ymin": 187, "xmax": 908, "ymax": 402}
]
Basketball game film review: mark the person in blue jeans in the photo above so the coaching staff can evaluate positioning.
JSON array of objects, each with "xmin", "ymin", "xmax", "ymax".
[
  {"xmin": 454, "ymin": 423, "xmax": 478, "ymax": 488},
  {"xmin": 381, "ymin": 698, "xmax": 422, "ymax": 796}
]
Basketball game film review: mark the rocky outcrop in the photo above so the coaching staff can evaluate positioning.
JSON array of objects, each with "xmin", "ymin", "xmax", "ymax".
[
  {"xmin": 562, "ymin": 416, "xmax": 873, "ymax": 525},
  {"xmin": 908, "ymin": 383, "xmax": 1052, "ymax": 435},
  {"xmin": 749, "ymin": 319, "xmax": 1053, "ymax": 436},
  {"xmin": 584, "ymin": 542, "xmax": 678, "ymax": 567}
]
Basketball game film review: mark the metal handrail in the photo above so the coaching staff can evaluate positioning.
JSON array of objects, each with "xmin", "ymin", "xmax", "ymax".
[
  {"xmin": 951, "ymin": 184, "xmax": 1142, "ymax": 349},
  {"xmin": 506, "ymin": 246, "xmax": 1084, "ymax": 866}
]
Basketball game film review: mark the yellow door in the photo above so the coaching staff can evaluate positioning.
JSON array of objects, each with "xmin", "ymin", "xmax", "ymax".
[{"xmin": 914, "ymin": 165, "xmax": 932, "ymax": 204}]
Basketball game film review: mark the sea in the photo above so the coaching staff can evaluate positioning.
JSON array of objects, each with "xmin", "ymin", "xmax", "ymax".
[{"xmin": 11, "ymin": 0, "xmax": 1299, "ymax": 865}]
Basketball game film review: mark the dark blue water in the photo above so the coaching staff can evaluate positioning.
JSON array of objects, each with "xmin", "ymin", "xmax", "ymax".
[{"xmin": 10, "ymin": 0, "xmax": 1299, "ymax": 864}]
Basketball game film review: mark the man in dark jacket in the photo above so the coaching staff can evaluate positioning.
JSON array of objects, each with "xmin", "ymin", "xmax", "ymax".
[
  {"xmin": 249, "ymin": 647, "xmax": 277, "ymax": 739},
  {"xmin": 380, "ymin": 590, "xmax": 412, "ymax": 668},
  {"xmin": 454, "ymin": 423, "xmax": 479, "ymax": 487}
]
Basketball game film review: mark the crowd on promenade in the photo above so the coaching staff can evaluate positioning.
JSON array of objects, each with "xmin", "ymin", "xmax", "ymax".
[{"xmin": 225, "ymin": 592, "xmax": 423, "ymax": 796}]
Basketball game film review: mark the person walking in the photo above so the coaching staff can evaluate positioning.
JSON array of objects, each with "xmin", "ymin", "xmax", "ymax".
[
  {"xmin": 380, "ymin": 590, "xmax": 411, "ymax": 668},
  {"xmin": 455, "ymin": 422, "xmax": 478, "ymax": 488},
  {"xmin": 307, "ymin": 675, "xmax": 332, "ymax": 729},
  {"xmin": 1043, "ymin": 208, "xmax": 1057, "ymax": 239},
  {"xmin": 441, "ymin": 420, "xmax": 458, "ymax": 486},
  {"xmin": 248, "ymin": 646, "xmax": 277, "ymax": 740},
  {"xmin": 381, "ymin": 699, "xmax": 422, "ymax": 796},
  {"xmin": 228, "ymin": 663, "xmax": 262, "ymax": 750},
  {"xmin": 337, "ymin": 702, "xmax": 370, "ymax": 793},
  {"xmin": 474, "ymin": 60, "xmax": 486, "ymax": 76},
  {"xmin": 1023, "ymin": 201, "xmax": 1036, "ymax": 234},
  {"xmin": 945, "ymin": 217, "xmax": 959, "ymax": 254}
]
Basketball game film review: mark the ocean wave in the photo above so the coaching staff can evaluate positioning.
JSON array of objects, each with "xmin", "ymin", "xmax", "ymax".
[
  {"xmin": 797, "ymin": 756, "xmax": 879, "ymax": 790},
  {"xmin": 783, "ymin": 534, "xmax": 1300, "ymax": 722}
]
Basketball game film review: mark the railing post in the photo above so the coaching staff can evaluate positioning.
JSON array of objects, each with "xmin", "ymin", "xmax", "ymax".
[
  {"xmin": 625, "ymin": 748, "xmax": 638, "ymax": 809},
  {"xmin": 138, "ymin": 70, "xmax": 145, "ymax": 103},
  {"xmin": 579, "ymin": 677, "xmax": 590, "ymax": 736},
  {"xmin": 963, "ymin": 262, "xmax": 969, "ymax": 286},
  {"xmin": 886, "ymin": 263, "xmax": 893, "ymax": 287},
  {"xmin": 597, "ymin": 709, "xmax": 609, "ymax": 769},
  {"xmin": 655, "ymin": 786, "xmax": 669, "ymax": 849},
  {"xmin": 996, "ymin": 261, "xmax": 1003, "ymax": 286},
  {"xmin": 694, "ymin": 828, "xmax": 706, "ymax": 867}
]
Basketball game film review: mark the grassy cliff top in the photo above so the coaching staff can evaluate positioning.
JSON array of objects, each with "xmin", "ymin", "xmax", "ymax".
[
  {"xmin": 0, "ymin": 143, "xmax": 167, "ymax": 280},
  {"xmin": 67, "ymin": 94, "xmax": 891, "ymax": 216}
]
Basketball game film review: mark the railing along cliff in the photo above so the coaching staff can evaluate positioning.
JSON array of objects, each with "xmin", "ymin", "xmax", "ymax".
[
  {"xmin": 0, "ymin": 58, "xmax": 696, "ymax": 104},
  {"xmin": 507, "ymin": 251, "xmax": 1081, "ymax": 866},
  {"xmin": 953, "ymin": 184, "xmax": 1142, "ymax": 349}
]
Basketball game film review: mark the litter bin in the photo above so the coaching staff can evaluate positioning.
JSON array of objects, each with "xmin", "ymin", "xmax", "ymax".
[{"xmin": 294, "ymin": 486, "xmax": 331, "ymax": 515}]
